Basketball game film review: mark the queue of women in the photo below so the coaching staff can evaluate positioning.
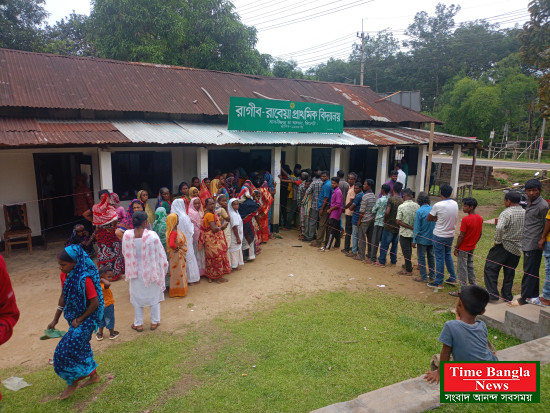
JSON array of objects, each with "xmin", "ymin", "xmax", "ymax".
[{"xmin": 48, "ymin": 175, "xmax": 273, "ymax": 399}]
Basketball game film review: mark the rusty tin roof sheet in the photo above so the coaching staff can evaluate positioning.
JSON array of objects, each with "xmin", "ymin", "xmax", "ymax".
[
  {"xmin": 0, "ymin": 118, "xmax": 129, "ymax": 146},
  {"xmin": 345, "ymin": 127, "xmax": 477, "ymax": 146},
  {"xmin": 0, "ymin": 49, "xmax": 439, "ymax": 125}
]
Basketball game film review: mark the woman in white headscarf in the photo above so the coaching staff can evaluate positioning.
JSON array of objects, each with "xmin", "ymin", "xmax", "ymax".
[
  {"xmin": 170, "ymin": 199, "xmax": 201, "ymax": 284},
  {"xmin": 228, "ymin": 198, "xmax": 244, "ymax": 271}
]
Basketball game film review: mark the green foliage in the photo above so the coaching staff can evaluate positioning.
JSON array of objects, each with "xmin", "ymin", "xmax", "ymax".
[
  {"xmin": 519, "ymin": 0, "xmax": 550, "ymax": 116},
  {"xmin": 44, "ymin": 13, "xmax": 96, "ymax": 57},
  {"xmin": 0, "ymin": 0, "xmax": 47, "ymax": 51},
  {"xmin": 89, "ymin": 0, "xmax": 271, "ymax": 75},
  {"xmin": 434, "ymin": 54, "xmax": 538, "ymax": 143},
  {"xmin": 272, "ymin": 59, "xmax": 304, "ymax": 79}
]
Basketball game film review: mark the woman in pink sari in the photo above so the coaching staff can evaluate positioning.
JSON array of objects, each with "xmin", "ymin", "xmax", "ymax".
[{"xmin": 187, "ymin": 197, "xmax": 206, "ymax": 276}]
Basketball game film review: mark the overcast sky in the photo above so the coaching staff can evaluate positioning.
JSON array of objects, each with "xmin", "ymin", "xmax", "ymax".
[{"xmin": 45, "ymin": 0, "xmax": 530, "ymax": 70}]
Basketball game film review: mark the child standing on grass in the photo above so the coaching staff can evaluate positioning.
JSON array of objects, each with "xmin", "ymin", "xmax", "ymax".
[
  {"xmin": 424, "ymin": 285, "xmax": 498, "ymax": 384},
  {"xmin": 451, "ymin": 198, "xmax": 483, "ymax": 297},
  {"xmin": 96, "ymin": 266, "xmax": 119, "ymax": 341}
]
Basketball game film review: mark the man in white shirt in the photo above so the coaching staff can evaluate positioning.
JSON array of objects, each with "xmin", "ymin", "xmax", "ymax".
[
  {"xmin": 396, "ymin": 163, "xmax": 406, "ymax": 187},
  {"xmin": 427, "ymin": 184, "xmax": 459, "ymax": 289}
]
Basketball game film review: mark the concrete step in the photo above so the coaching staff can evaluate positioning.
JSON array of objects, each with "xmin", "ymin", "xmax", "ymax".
[
  {"xmin": 479, "ymin": 297, "xmax": 550, "ymax": 342},
  {"xmin": 312, "ymin": 335, "xmax": 550, "ymax": 413}
]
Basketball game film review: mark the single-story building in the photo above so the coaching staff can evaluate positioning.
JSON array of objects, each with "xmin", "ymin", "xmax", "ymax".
[{"xmin": 0, "ymin": 48, "xmax": 476, "ymax": 242}]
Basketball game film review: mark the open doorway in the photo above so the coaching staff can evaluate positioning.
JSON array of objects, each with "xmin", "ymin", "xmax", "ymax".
[{"xmin": 33, "ymin": 153, "xmax": 93, "ymax": 239}]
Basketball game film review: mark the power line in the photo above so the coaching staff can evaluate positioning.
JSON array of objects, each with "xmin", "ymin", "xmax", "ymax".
[
  {"xmin": 251, "ymin": 0, "xmax": 351, "ymax": 26},
  {"xmin": 276, "ymin": 32, "xmax": 356, "ymax": 58},
  {"xmin": 245, "ymin": 0, "xmax": 320, "ymax": 23},
  {"xmin": 277, "ymin": 36, "xmax": 359, "ymax": 60},
  {"xmin": 239, "ymin": 0, "xmax": 295, "ymax": 18},
  {"xmin": 258, "ymin": 0, "xmax": 375, "ymax": 31}
]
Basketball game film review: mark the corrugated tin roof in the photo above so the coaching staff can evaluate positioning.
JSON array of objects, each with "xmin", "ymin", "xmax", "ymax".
[
  {"xmin": 0, "ymin": 48, "xmax": 440, "ymax": 125},
  {"xmin": 345, "ymin": 127, "xmax": 477, "ymax": 146},
  {"xmin": 0, "ymin": 118, "xmax": 130, "ymax": 146},
  {"xmin": 113, "ymin": 120, "xmax": 370, "ymax": 146},
  {"xmin": 0, "ymin": 118, "xmax": 473, "ymax": 148}
]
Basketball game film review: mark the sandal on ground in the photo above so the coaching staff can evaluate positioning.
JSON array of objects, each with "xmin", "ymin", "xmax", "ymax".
[
  {"xmin": 352, "ymin": 256, "xmax": 362, "ymax": 261},
  {"xmin": 527, "ymin": 297, "xmax": 550, "ymax": 307},
  {"xmin": 372, "ymin": 262, "xmax": 386, "ymax": 268},
  {"xmin": 109, "ymin": 331, "xmax": 120, "ymax": 340},
  {"xmin": 345, "ymin": 252, "xmax": 355, "ymax": 257},
  {"xmin": 150, "ymin": 323, "xmax": 160, "ymax": 331},
  {"xmin": 131, "ymin": 324, "xmax": 143, "ymax": 332},
  {"xmin": 412, "ymin": 277, "xmax": 426, "ymax": 283},
  {"xmin": 448, "ymin": 291, "xmax": 460, "ymax": 297},
  {"xmin": 507, "ymin": 299, "xmax": 524, "ymax": 307},
  {"xmin": 96, "ymin": 333, "xmax": 104, "ymax": 341}
]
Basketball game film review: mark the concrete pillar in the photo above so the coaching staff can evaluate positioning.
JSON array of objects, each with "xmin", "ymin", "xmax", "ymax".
[
  {"xmin": 172, "ymin": 147, "xmax": 184, "ymax": 193},
  {"xmin": 415, "ymin": 145, "xmax": 428, "ymax": 197},
  {"xmin": 197, "ymin": 147, "xmax": 209, "ymax": 180},
  {"xmin": 375, "ymin": 147, "xmax": 390, "ymax": 190},
  {"xmin": 271, "ymin": 147, "xmax": 282, "ymax": 232},
  {"xmin": 98, "ymin": 149, "xmax": 113, "ymax": 195},
  {"xmin": 330, "ymin": 148, "xmax": 343, "ymax": 176},
  {"xmin": 92, "ymin": 149, "xmax": 101, "ymax": 202},
  {"xmin": 450, "ymin": 144, "xmax": 462, "ymax": 198}
]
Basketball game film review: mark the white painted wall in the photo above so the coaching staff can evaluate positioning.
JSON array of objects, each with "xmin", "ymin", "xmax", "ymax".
[{"xmin": 0, "ymin": 152, "xmax": 41, "ymax": 238}]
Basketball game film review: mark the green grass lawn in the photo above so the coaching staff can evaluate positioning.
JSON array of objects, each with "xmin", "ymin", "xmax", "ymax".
[{"xmin": 0, "ymin": 291, "xmax": 526, "ymax": 413}]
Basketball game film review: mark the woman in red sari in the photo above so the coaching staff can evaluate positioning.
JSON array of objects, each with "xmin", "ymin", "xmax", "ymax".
[
  {"xmin": 258, "ymin": 182, "xmax": 273, "ymax": 243},
  {"xmin": 199, "ymin": 178, "xmax": 212, "ymax": 207},
  {"xmin": 201, "ymin": 198, "xmax": 231, "ymax": 283}
]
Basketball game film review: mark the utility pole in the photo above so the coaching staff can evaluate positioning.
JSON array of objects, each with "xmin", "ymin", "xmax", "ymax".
[
  {"xmin": 424, "ymin": 122, "xmax": 435, "ymax": 193},
  {"xmin": 538, "ymin": 118, "xmax": 546, "ymax": 163},
  {"xmin": 358, "ymin": 19, "xmax": 366, "ymax": 86}
]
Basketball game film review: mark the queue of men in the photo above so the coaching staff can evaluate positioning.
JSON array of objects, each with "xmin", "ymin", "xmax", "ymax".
[{"xmin": 282, "ymin": 166, "xmax": 549, "ymax": 307}]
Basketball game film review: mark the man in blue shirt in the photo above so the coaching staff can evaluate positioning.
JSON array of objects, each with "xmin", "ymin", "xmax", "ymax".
[
  {"xmin": 413, "ymin": 192, "xmax": 436, "ymax": 282},
  {"xmin": 312, "ymin": 171, "xmax": 332, "ymax": 247}
]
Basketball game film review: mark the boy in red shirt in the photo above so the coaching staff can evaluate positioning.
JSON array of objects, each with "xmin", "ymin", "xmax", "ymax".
[{"xmin": 451, "ymin": 198, "xmax": 483, "ymax": 297}]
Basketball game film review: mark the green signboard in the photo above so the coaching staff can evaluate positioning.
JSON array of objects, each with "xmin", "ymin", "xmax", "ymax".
[{"xmin": 227, "ymin": 97, "xmax": 344, "ymax": 133}]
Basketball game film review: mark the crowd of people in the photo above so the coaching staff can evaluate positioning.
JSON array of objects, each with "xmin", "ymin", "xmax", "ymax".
[
  {"xmin": 3, "ymin": 164, "xmax": 550, "ymax": 401},
  {"xmin": 276, "ymin": 165, "xmax": 549, "ymax": 309}
]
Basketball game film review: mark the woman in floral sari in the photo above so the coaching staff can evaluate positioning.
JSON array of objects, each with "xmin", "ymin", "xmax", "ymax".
[
  {"xmin": 171, "ymin": 199, "xmax": 201, "ymax": 284},
  {"xmin": 201, "ymin": 198, "xmax": 231, "ymax": 283},
  {"xmin": 258, "ymin": 182, "xmax": 273, "ymax": 243},
  {"xmin": 93, "ymin": 193, "xmax": 125, "ymax": 281},
  {"xmin": 165, "ymin": 213, "xmax": 188, "ymax": 297},
  {"xmin": 215, "ymin": 196, "xmax": 232, "ymax": 264},
  {"xmin": 187, "ymin": 197, "xmax": 206, "ymax": 276}
]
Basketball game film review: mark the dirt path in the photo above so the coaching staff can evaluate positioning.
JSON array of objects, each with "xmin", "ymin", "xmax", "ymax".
[{"xmin": 1, "ymin": 228, "xmax": 465, "ymax": 371}]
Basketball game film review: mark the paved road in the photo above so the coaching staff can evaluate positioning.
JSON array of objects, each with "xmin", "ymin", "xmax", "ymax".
[{"xmin": 433, "ymin": 156, "xmax": 550, "ymax": 170}]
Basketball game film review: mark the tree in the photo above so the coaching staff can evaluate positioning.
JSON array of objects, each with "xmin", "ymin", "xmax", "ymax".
[
  {"xmin": 89, "ymin": 0, "xmax": 271, "ymax": 75},
  {"xmin": 44, "ymin": 13, "xmax": 96, "ymax": 57},
  {"xmin": 272, "ymin": 60, "xmax": 304, "ymax": 79},
  {"xmin": 404, "ymin": 3, "xmax": 461, "ymax": 110},
  {"xmin": 436, "ymin": 54, "xmax": 538, "ymax": 144},
  {"xmin": 519, "ymin": 0, "xmax": 550, "ymax": 116},
  {"xmin": 308, "ymin": 58, "xmax": 356, "ymax": 83},
  {"xmin": 0, "ymin": 0, "xmax": 47, "ymax": 51}
]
